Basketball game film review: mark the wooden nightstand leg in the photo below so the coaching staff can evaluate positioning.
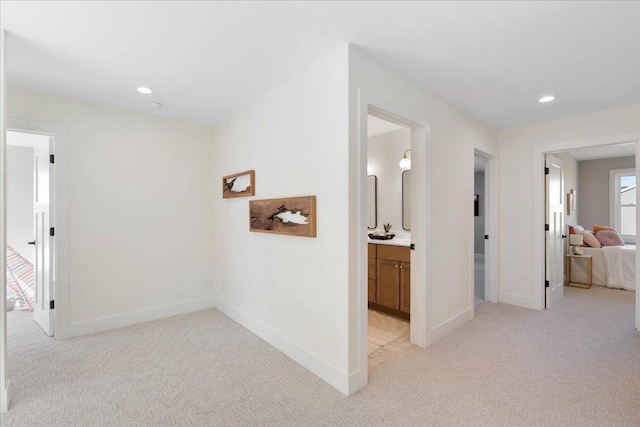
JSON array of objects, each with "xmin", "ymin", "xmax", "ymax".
[{"xmin": 587, "ymin": 257, "xmax": 592, "ymax": 289}]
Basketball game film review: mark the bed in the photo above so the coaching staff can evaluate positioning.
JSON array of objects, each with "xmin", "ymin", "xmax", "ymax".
[{"xmin": 570, "ymin": 245, "xmax": 636, "ymax": 291}]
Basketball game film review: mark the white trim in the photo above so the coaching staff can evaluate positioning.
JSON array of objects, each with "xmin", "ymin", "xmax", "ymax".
[
  {"xmin": 474, "ymin": 253, "xmax": 485, "ymax": 260},
  {"xmin": 532, "ymin": 133, "xmax": 640, "ymax": 331},
  {"xmin": 0, "ymin": 28, "xmax": 9, "ymax": 414},
  {"xmin": 7, "ymin": 119, "xmax": 70, "ymax": 340},
  {"xmin": 429, "ymin": 308, "xmax": 471, "ymax": 343},
  {"xmin": 498, "ymin": 292, "xmax": 535, "ymax": 309},
  {"xmin": 214, "ymin": 298, "xmax": 351, "ymax": 395},
  {"xmin": 68, "ymin": 297, "xmax": 215, "ymax": 338}
]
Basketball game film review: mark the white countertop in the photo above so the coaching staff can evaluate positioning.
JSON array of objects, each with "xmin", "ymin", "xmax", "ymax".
[{"xmin": 367, "ymin": 237, "xmax": 412, "ymax": 248}]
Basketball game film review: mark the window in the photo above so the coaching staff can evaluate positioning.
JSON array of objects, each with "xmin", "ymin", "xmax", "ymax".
[{"xmin": 610, "ymin": 168, "xmax": 636, "ymax": 243}]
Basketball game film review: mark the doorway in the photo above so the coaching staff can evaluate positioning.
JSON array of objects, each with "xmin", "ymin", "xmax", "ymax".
[
  {"xmin": 533, "ymin": 136, "xmax": 640, "ymax": 329},
  {"xmin": 472, "ymin": 149, "xmax": 497, "ymax": 311},
  {"xmin": 6, "ymin": 130, "xmax": 55, "ymax": 337},
  {"xmin": 366, "ymin": 114, "xmax": 412, "ymax": 369}
]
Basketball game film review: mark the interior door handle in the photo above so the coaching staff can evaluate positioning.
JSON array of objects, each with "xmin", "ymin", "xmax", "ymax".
[
  {"xmin": 27, "ymin": 240, "xmax": 36, "ymax": 245},
  {"xmin": 561, "ymin": 235, "xmax": 568, "ymax": 239}
]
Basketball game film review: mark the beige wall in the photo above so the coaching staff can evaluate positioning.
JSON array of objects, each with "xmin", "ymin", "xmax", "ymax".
[
  {"xmin": 6, "ymin": 146, "xmax": 34, "ymax": 264},
  {"xmin": 499, "ymin": 104, "xmax": 640, "ymax": 309},
  {"xmin": 554, "ymin": 152, "xmax": 579, "ymax": 227},
  {"xmin": 578, "ymin": 156, "xmax": 635, "ymax": 229},
  {"xmin": 367, "ymin": 128, "xmax": 411, "ymax": 238},
  {"xmin": 9, "ymin": 86, "xmax": 216, "ymax": 335}
]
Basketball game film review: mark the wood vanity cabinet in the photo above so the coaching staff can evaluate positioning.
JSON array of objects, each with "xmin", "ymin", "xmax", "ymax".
[
  {"xmin": 368, "ymin": 243, "xmax": 410, "ymax": 320},
  {"xmin": 368, "ymin": 244, "xmax": 377, "ymax": 303}
]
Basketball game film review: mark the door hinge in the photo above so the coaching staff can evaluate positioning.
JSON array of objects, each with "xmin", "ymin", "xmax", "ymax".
[
  {"xmin": 50, "ymin": 300, "xmax": 55, "ymax": 310},
  {"xmin": 50, "ymin": 227, "xmax": 55, "ymax": 237},
  {"xmin": 484, "ymin": 235, "xmax": 489, "ymax": 240},
  {"xmin": 410, "ymin": 243, "xmax": 415, "ymax": 250},
  {"xmin": 50, "ymin": 154, "xmax": 55, "ymax": 164},
  {"xmin": 545, "ymin": 280, "xmax": 549, "ymax": 288},
  {"xmin": 545, "ymin": 224, "xmax": 550, "ymax": 231},
  {"xmin": 544, "ymin": 167, "xmax": 549, "ymax": 175}
]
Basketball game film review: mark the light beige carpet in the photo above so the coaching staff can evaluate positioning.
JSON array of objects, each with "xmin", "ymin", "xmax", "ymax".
[
  {"xmin": 367, "ymin": 309, "xmax": 411, "ymax": 368},
  {"xmin": 1, "ymin": 286, "xmax": 639, "ymax": 426}
]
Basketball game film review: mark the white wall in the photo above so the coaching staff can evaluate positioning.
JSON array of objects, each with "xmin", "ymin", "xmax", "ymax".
[
  {"xmin": 499, "ymin": 104, "xmax": 640, "ymax": 309},
  {"xmin": 348, "ymin": 45, "xmax": 499, "ymax": 391},
  {"xmin": 8, "ymin": 86, "xmax": 216, "ymax": 334},
  {"xmin": 6, "ymin": 145, "xmax": 34, "ymax": 264},
  {"xmin": 474, "ymin": 171, "xmax": 485, "ymax": 255},
  {"xmin": 211, "ymin": 47, "xmax": 350, "ymax": 393},
  {"xmin": 367, "ymin": 128, "xmax": 411, "ymax": 238},
  {"xmin": 578, "ymin": 156, "xmax": 635, "ymax": 228},
  {"xmin": 554, "ymin": 151, "xmax": 579, "ymax": 227}
]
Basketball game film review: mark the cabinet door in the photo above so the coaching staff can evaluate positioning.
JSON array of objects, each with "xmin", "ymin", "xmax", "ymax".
[
  {"xmin": 368, "ymin": 279, "xmax": 376, "ymax": 303},
  {"xmin": 400, "ymin": 262, "xmax": 411, "ymax": 314},
  {"xmin": 377, "ymin": 259, "xmax": 400, "ymax": 310}
]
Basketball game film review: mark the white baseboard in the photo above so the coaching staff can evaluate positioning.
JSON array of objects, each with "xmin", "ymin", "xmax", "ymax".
[
  {"xmin": 1, "ymin": 380, "xmax": 10, "ymax": 413},
  {"xmin": 474, "ymin": 253, "xmax": 485, "ymax": 260},
  {"xmin": 498, "ymin": 292, "xmax": 535, "ymax": 309},
  {"xmin": 429, "ymin": 308, "xmax": 472, "ymax": 344},
  {"xmin": 68, "ymin": 297, "xmax": 216, "ymax": 338},
  {"xmin": 214, "ymin": 298, "xmax": 350, "ymax": 396}
]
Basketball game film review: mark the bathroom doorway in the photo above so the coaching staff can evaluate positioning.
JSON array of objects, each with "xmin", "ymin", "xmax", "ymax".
[{"xmin": 366, "ymin": 114, "xmax": 413, "ymax": 368}]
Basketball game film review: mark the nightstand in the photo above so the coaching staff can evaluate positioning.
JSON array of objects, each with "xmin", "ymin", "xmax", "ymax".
[{"xmin": 565, "ymin": 254, "xmax": 592, "ymax": 289}]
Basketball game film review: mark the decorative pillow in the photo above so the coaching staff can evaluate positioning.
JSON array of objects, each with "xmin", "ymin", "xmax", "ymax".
[
  {"xmin": 592, "ymin": 224, "xmax": 614, "ymax": 236},
  {"xmin": 581, "ymin": 230, "xmax": 602, "ymax": 248},
  {"xmin": 574, "ymin": 225, "xmax": 585, "ymax": 233},
  {"xmin": 595, "ymin": 229, "xmax": 625, "ymax": 246}
]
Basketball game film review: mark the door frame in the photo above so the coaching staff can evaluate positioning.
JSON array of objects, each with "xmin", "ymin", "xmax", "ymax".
[
  {"xmin": 532, "ymin": 133, "xmax": 640, "ymax": 330},
  {"xmin": 6, "ymin": 119, "xmax": 70, "ymax": 339},
  {"xmin": 352, "ymin": 92, "xmax": 430, "ymax": 394},
  {"xmin": 470, "ymin": 149, "xmax": 498, "ymax": 315}
]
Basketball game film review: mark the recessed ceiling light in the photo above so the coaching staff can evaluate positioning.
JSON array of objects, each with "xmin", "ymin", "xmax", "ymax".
[
  {"xmin": 148, "ymin": 102, "xmax": 162, "ymax": 108},
  {"xmin": 539, "ymin": 95, "xmax": 555, "ymax": 103},
  {"xmin": 137, "ymin": 87, "xmax": 153, "ymax": 94}
]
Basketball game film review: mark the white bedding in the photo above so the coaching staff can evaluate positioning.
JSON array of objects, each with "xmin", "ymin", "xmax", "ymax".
[{"xmin": 570, "ymin": 245, "xmax": 636, "ymax": 291}]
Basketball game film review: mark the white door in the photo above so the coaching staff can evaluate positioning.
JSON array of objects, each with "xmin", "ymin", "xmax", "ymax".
[
  {"xmin": 33, "ymin": 143, "xmax": 54, "ymax": 336},
  {"xmin": 546, "ymin": 155, "xmax": 565, "ymax": 308}
]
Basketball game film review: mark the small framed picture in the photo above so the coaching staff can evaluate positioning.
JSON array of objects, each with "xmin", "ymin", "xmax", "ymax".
[{"xmin": 223, "ymin": 170, "xmax": 255, "ymax": 198}]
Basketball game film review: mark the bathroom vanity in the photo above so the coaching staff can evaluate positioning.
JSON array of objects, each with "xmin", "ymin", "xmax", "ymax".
[{"xmin": 368, "ymin": 239, "xmax": 411, "ymax": 320}]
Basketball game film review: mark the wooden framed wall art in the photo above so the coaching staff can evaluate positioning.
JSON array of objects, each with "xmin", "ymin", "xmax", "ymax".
[
  {"xmin": 223, "ymin": 170, "xmax": 255, "ymax": 198},
  {"xmin": 250, "ymin": 196, "xmax": 316, "ymax": 237}
]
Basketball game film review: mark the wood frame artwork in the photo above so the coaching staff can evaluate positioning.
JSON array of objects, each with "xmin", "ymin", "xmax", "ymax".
[
  {"xmin": 223, "ymin": 170, "xmax": 255, "ymax": 198},
  {"xmin": 250, "ymin": 196, "xmax": 316, "ymax": 237}
]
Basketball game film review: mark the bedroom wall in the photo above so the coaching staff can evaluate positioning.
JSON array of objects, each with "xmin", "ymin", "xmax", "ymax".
[
  {"xmin": 499, "ymin": 104, "xmax": 640, "ymax": 309},
  {"xmin": 367, "ymin": 128, "xmax": 411, "ymax": 238},
  {"xmin": 554, "ymin": 151, "xmax": 579, "ymax": 227},
  {"xmin": 474, "ymin": 171, "xmax": 485, "ymax": 255},
  {"xmin": 211, "ymin": 47, "xmax": 350, "ymax": 393},
  {"xmin": 578, "ymin": 155, "xmax": 635, "ymax": 229},
  {"xmin": 6, "ymin": 145, "xmax": 34, "ymax": 265},
  {"xmin": 8, "ymin": 86, "xmax": 216, "ymax": 336}
]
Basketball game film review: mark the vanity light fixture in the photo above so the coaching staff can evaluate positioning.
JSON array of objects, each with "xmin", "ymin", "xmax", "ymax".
[
  {"xmin": 137, "ymin": 87, "xmax": 153, "ymax": 94},
  {"xmin": 399, "ymin": 149, "xmax": 411, "ymax": 170},
  {"xmin": 538, "ymin": 95, "xmax": 555, "ymax": 103}
]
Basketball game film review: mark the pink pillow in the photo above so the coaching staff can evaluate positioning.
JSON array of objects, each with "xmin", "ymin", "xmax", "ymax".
[
  {"xmin": 581, "ymin": 230, "xmax": 602, "ymax": 248},
  {"xmin": 595, "ymin": 230, "xmax": 625, "ymax": 246}
]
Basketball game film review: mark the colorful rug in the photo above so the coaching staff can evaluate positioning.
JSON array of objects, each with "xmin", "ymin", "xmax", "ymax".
[{"xmin": 6, "ymin": 244, "xmax": 34, "ymax": 311}]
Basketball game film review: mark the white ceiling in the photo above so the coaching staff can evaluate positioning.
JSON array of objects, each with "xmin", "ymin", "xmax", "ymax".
[
  {"xmin": 566, "ymin": 143, "xmax": 636, "ymax": 161},
  {"xmin": 2, "ymin": 2, "xmax": 638, "ymax": 129},
  {"xmin": 367, "ymin": 116, "xmax": 405, "ymax": 137},
  {"xmin": 474, "ymin": 156, "xmax": 486, "ymax": 172}
]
